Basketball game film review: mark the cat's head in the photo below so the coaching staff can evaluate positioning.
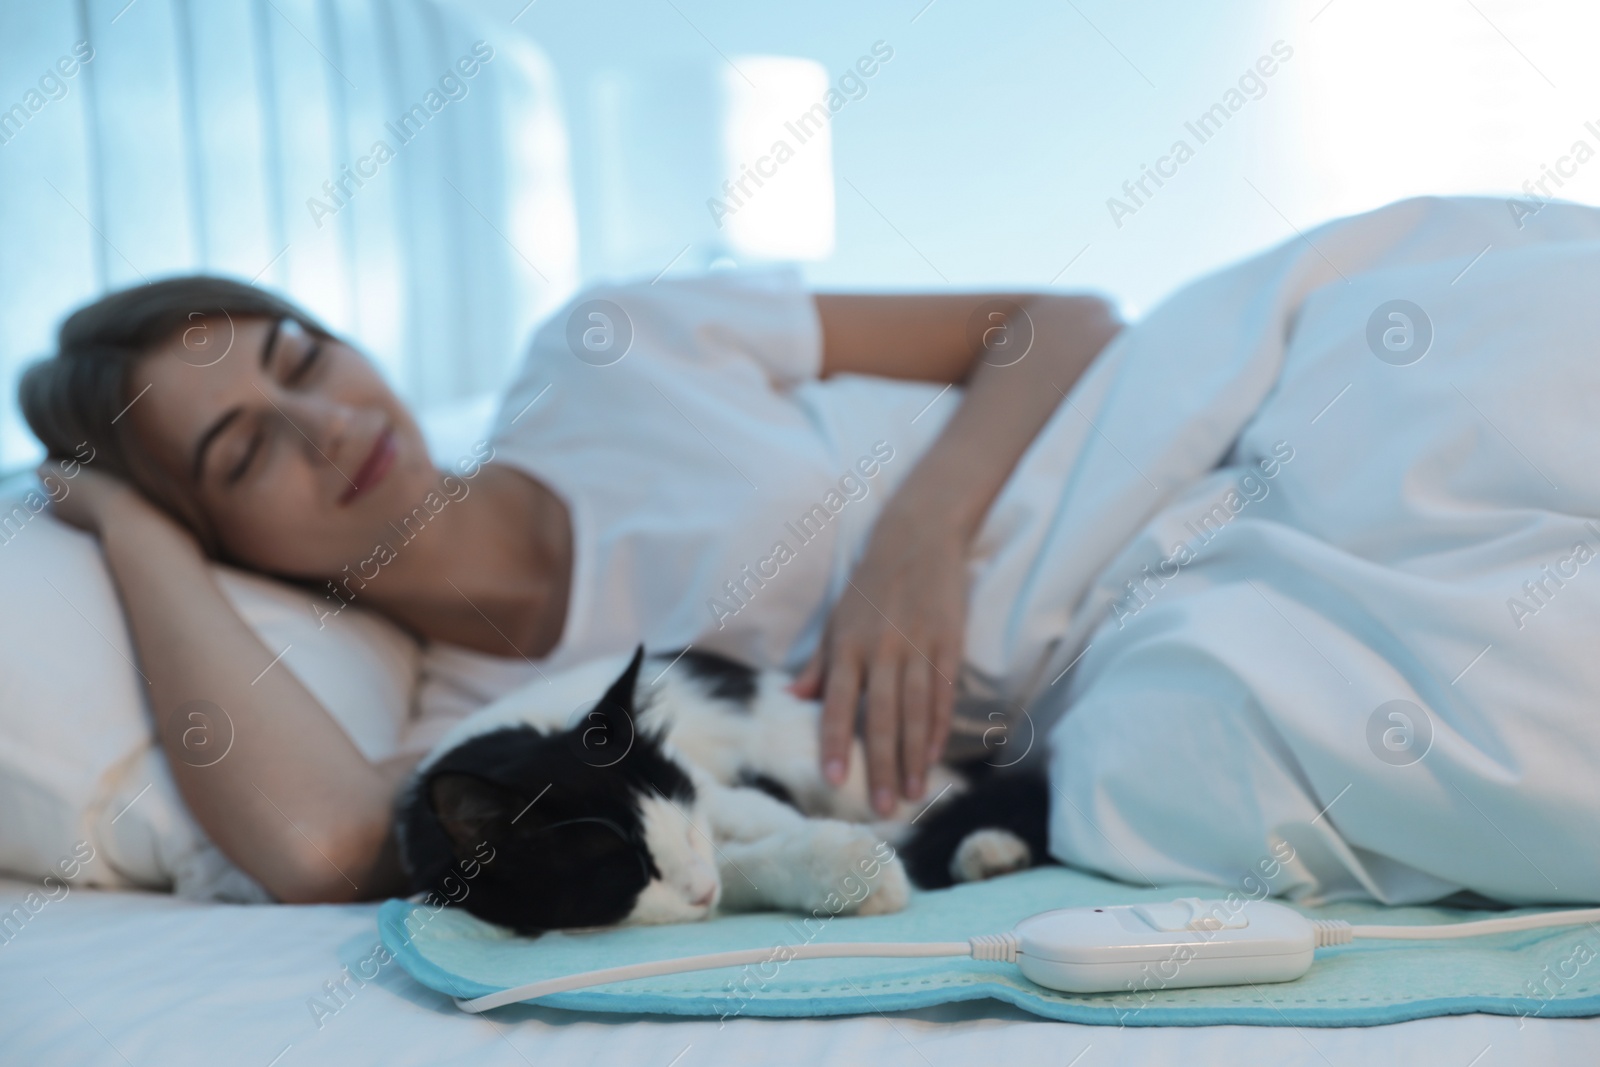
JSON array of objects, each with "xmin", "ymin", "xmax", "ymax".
[{"xmin": 402, "ymin": 647, "xmax": 722, "ymax": 935}]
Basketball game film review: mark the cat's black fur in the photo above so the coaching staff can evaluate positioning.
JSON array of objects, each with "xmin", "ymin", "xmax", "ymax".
[
  {"xmin": 399, "ymin": 651, "xmax": 698, "ymax": 933},
  {"xmin": 734, "ymin": 768, "xmax": 800, "ymax": 809},
  {"xmin": 900, "ymin": 769, "xmax": 1053, "ymax": 889},
  {"xmin": 672, "ymin": 647, "xmax": 759, "ymax": 705},
  {"xmin": 400, "ymin": 647, "xmax": 1055, "ymax": 935}
]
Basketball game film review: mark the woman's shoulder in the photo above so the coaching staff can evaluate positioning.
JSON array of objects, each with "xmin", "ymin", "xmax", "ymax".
[{"xmin": 502, "ymin": 266, "xmax": 821, "ymax": 401}]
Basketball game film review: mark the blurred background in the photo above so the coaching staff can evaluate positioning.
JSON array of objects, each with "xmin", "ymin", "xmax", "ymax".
[
  {"xmin": 504, "ymin": 0, "xmax": 1599, "ymax": 306},
  {"xmin": 3, "ymin": 0, "xmax": 1598, "ymax": 472}
]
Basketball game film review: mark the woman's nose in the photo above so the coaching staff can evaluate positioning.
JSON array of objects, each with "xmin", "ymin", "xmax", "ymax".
[{"xmin": 280, "ymin": 393, "xmax": 355, "ymax": 460}]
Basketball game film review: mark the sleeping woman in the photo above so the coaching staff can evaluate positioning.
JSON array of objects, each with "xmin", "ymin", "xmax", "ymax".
[
  {"xmin": 18, "ymin": 269, "xmax": 1120, "ymax": 903},
  {"xmin": 29, "ymin": 195, "xmax": 1600, "ymax": 912}
]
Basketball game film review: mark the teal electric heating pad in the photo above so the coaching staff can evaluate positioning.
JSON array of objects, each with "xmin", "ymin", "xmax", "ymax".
[{"xmin": 379, "ymin": 867, "xmax": 1600, "ymax": 1027}]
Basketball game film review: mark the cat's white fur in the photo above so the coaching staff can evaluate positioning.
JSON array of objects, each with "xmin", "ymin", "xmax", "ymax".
[
  {"xmin": 416, "ymin": 652, "xmax": 957, "ymax": 925},
  {"xmin": 627, "ymin": 795, "xmax": 721, "ymax": 924},
  {"xmin": 951, "ymin": 829, "xmax": 1031, "ymax": 884}
]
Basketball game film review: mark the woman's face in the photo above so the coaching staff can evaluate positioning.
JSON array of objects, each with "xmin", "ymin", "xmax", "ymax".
[{"xmin": 127, "ymin": 315, "xmax": 439, "ymax": 576}]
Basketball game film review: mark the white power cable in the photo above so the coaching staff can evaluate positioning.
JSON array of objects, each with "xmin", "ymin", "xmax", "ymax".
[
  {"xmin": 1349, "ymin": 906, "xmax": 1600, "ymax": 942},
  {"xmin": 452, "ymin": 906, "xmax": 1600, "ymax": 1013},
  {"xmin": 456, "ymin": 938, "xmax": 999, "ymax": 1013}
]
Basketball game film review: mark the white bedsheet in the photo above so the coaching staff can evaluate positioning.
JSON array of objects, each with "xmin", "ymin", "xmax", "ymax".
[
  {"xmin": 1024, "ymin": 197, "xmax": 1600, "ymax": 906},
  {"xmin": 0, "ymin": 877, "xmax": 1594, "ymax": 1065}
]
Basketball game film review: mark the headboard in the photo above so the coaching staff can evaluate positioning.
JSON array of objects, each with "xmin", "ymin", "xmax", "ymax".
[{"xmin": 0, "ymin": 0, "xmax": 580, "ymax": 470}]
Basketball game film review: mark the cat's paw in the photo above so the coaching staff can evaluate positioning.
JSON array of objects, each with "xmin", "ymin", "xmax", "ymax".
[
  {"xmin": 852, "ymin": 854, "xmax": 909, "ymax": 916},
  {"xmin": 803, "ymin": 823, "xmax": 909, "ymax": 916},
  {"xmin": 950, "ymin": 829, "xmax": 1032, "ymax": 883}
]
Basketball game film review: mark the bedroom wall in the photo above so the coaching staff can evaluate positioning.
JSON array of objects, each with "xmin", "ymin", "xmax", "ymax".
[{"xmin": 474, "ymin": 0, "xmax": 1600, "ymax": 316}]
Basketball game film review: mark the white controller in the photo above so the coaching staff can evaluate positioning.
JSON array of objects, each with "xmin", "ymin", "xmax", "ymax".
[{"xmin": 1014, "ymin": 896, "xmax": 1315, "ymax": 994}]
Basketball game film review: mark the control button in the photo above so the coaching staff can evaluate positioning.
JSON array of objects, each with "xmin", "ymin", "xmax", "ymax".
[
  {"xmin": 1131, "ymin": 902, "xmax": 1196, "ymax": 931},
  {"xmin": 1133, "ymin": 898, "xmax": 1251, "ymax": 932},
  {"xmin": 1175, "ymin": 897, "xmax": 1249, "ymax": 931}
]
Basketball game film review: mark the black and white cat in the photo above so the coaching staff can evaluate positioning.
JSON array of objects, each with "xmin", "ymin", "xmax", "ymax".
[{"xmin": 398, "ymin": 646, "xmax": 1053, "ymax": 935}]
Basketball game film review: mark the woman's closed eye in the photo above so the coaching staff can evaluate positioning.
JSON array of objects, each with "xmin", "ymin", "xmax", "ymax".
[
  {"xmin": 219, "ymin": 339, "xmax": 319, "ymax": 484},
  {"xmin": 226, "ymin": 425, "xmax": 267, "ymax": 485}
]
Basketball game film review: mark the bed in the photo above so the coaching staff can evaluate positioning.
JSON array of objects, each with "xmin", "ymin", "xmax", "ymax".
[
  {"xmin": 6, "ymin": 876, "xmax": 1593, "ymax": 1066},
  {"xmin": 3, "ymin": 3, "xmax": 1597, "ymax": 1063}
]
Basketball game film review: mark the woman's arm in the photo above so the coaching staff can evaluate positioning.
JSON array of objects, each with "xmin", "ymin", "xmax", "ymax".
[
  {"xmin": 796, "ymin": 293, "xmax": 1123, "ymax": 814},
  {"xmin": 53, "ymin": 469, "xmax": 417, "ymax": 903},
  {"xmin": 812, "ymin": 292, "xmax": 1115, "ymax": 383}
]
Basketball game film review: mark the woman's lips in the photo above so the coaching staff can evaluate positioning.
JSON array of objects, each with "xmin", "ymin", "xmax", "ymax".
[{"xmin": 340, "ymin": 428, "xmax": 397, "ymax": 506}]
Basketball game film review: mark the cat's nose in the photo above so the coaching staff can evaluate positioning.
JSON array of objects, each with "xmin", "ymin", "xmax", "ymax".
[{"xmin": 690, "ymin": 886, "xmax": 716, "ymax": 909}]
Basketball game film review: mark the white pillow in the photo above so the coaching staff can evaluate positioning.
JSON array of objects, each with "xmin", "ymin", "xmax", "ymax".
[{"xmin": 0, "ymin": 486, "xmax": 420, "ymax": 899}]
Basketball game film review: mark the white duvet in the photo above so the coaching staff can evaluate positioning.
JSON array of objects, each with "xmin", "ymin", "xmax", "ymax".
[{"xmin": 1010, "ymin": 196, "xmax": 1600, "ymax": 906}]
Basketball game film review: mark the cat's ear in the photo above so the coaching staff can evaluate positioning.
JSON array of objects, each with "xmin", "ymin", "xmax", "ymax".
[
  {"xmin": 428, "ymin": 772, "xmax": 520, "ymax": 854},
  {"xmin": 569, "ymin": 645, "xmax": 645, "ymax": 766},
  {"xmin": 598, "ymin": 645, "xmax": 646, "ymax": 719}
]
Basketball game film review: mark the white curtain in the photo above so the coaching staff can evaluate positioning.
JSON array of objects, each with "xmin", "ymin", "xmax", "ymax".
[{"xmin": 0, "ymin": 0, "xmax": 579, "ymax": 471}]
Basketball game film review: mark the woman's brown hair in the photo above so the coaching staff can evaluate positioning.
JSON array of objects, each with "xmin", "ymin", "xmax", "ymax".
[{"xmin": 19, "ymin": 276, "xmax": 330, "ymax": 554}]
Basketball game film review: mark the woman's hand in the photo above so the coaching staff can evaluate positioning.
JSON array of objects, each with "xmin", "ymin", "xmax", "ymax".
[
  {"xmin": 41, "ymin": 463, "xmax": 205, "ymax": 566},
  {"xmin": 40, "ymin": 460, "xmax": 404, "ymax": 901},
  {"xmin": 38, "ymin": 463, "xmax": 162, "ymax": 537},
  {"xmin": 799, "ymin": 292, "xmax": 1123, "ymax": 816},
  {"xmin": 792, "ymin": 489, "xmax": 967, "ymax": 816}
]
